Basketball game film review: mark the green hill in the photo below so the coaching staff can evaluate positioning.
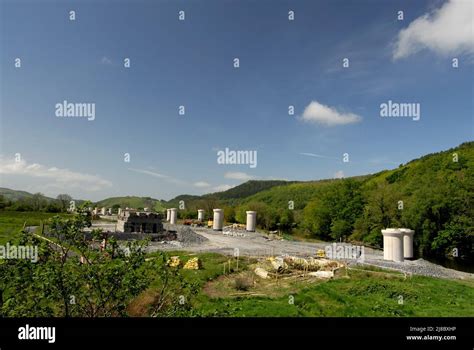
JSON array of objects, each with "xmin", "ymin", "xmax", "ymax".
[
  {"xmin": 204, "ymin": 180, "xmax": 294, "ymax": 201},
  {"xmin": 0, "ymin": 188, "xmax": 53, "ymax": 202},
  {"xmin": 163, "ymin": 180, "xmax": 294, "ymax": 208},
  {"xmin": 163, "ymin": 194, "xmax": 202, "ymax": 209},
  {"xmin": 95, "ymin": 196, "xmax": 165, "ymax": 212}
]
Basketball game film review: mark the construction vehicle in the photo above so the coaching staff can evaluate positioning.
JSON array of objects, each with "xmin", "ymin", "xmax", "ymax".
[{"xmin": 316, "ymin": 249, "xmax": 326, "ymax": 258}]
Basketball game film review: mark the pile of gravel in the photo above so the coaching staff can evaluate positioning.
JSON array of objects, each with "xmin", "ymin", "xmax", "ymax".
[
  {"xmin": 163, "ymin": 223, "xmax": 208, "ymax": 246},
  {"xmin": 351, "ymin": 258, "xmax": 474, "ymax": 280}
]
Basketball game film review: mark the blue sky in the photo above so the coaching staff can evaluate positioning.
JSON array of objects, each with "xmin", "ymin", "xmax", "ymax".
[{"xmin": 0, "ymin": 0, "xmax": 473, "ymax": 201}]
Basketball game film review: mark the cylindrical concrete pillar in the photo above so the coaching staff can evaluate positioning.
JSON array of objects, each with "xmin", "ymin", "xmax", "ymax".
[
  {"xmin": 213, "ymin": 209, "xmax": 224, "ymax": 231},
  {"xmin": 382, "ymin": 229, "xmax": 393, "ymax": 261},
  {"xmin": 246, "ymin": 211, "xmax": 257, "ymax": 232},
  {"xmin": 198, "ymin": 209, "xmax": 205, "ymax": 221},
  {"xmin": 166, "ymin": 209, "xmax": 171, "ymax": 221},
  {"xmin": 169, "ymin": 208, "xmax": 177, "ymax": 225},
  {"xmin": 401, "ymin": 228, "xmax": 415, "ymax": 259},
  {"xmin": 391, "ymin": 231, "xmax": 404, "ymax": 262},
  {"xmin": 383, "ymin": 234, "xmax": 391, "ymax": 261},
  {"xmin": 382, "ymin": 228, "xmax": 404, "ymax": 262}
]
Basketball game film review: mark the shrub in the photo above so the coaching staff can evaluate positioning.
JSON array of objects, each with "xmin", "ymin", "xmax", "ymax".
[{"xmin": 234, "ymin": 277, "xmax": 253, "ymax": 291}]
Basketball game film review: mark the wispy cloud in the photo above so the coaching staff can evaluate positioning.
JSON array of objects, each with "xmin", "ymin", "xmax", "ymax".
[
  {"xmin": 299, "ymin": 101, "xmax": 362, "ymax": 127},
  {"xmin": 128, "ymin": 168, "xmax": 215, "ymax": 189},
  {"xmin": 100, "ymin": 56, "xmax": 113, "ymax": 65},
  {"xmin": 299, "ymin": 152, "xmax": 338, "ymax": 160},
  {"xmin": 393, "ymin": 0, "xmax": 474, "ymax": 60},
  {"xmin": 128, "ymin": 168, "xmax": 167, "ymax": 179},
  {"xmin": 127, "ymin": 168, "xmax": 187, "ymax": 185},
  {"xmin": 0, "ymin": 157, "xmax": 112, "ymax": 191},
  {"xmin": 193, "ymin": 181, "xmax": 211, "ymax": 188},
  {"xmin": 334, "ymin": 170, "xmax": 345, "ymax": 179},
  {"xmin": 212, "ymin": 184, "xmax": 234, "ymax": 192},
  {"xmin": 224, "ymin": 171, "xmax": 256, "ymax": 181}
]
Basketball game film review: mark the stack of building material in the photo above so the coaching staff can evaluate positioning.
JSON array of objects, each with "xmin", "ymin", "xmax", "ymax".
[
  {"xmin": 268, "ymin": 256, "xmax": 288, "ymax": 273},
  {"xmin": 183, "ymin": 257, "xmax": 202, "ymax": 270},
  {"xmin": 254, "ymin": 267, "xmax": 269, "ymax": 279},
  {"xmin": 167, "ymin": 256, "xmax": 181, "ymax": 268},
  {"xmin": 283, "ymin": 256, "xmax": 320, "ymax": 271},
  {"xmin": 283, "ymin": 256, "xmax": 341, "ymax": 271},
  {"xmin": 308, "ymin": 271, "xmax": 334, "ymax": 279}
]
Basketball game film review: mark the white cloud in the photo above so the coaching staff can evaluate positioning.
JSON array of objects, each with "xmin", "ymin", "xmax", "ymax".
[
  {"xmin": 193, "ymin": 181, "xmax": 211, "ymax": 188},
  {"xmin": 334, "ymin": 170, "xmax": 345, "ymax": 179},
  {"xmin": 224, "ymin": 171, "xmax": 256, "ymax": 181},
  {"xmin": 0, "ymin": 157, "xmax": 112, "ymax": 191},
  {"xmin": 299, "ymin": 101, "xmax": 362, "ymax": 126},
  {"xmin": 212, "ymin": 184, "xmax": 234, "ymax": 192},
  {"xmin": 393, "ymin": 0, "xmax": 474, "ymax": 60},
  {"xmin": 100, "ymin": 56, "xmax": 112, "ymax": 65}
]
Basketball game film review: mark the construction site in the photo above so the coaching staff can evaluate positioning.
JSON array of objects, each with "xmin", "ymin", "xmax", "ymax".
[{"xmin": 87, "ymin": 206, "xmax": 473, "ymax": 281}]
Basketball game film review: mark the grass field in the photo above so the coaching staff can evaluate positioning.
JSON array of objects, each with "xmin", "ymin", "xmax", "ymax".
[
  {"xmin": 131, "ymin": 251, "xmax": 474, "ymax": 317},
  {"xmin": 0, "ymin": 211, "xmax": 70, "ymax": 244}
]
